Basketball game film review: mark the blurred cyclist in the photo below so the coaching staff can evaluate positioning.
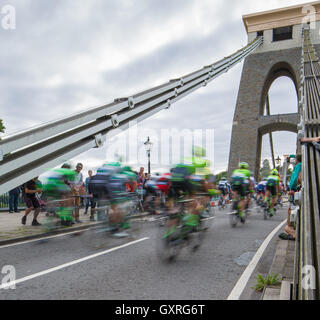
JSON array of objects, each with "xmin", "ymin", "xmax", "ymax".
[
  {"xmin": 265, "ymin": 169, "xmax": 280, "ymax": 217},
  {"xmin": 41, "ymin": 168, "xmax": 77, "ymax": 226},
  {"xmin": 231, "ymin": 162, "xmax": 252, "ymax": 222},
  {"xmin": 256, "ymin": 180, "xmax": 267, "ymax": 205},
  {"xmin": 88, "ymin": 162, "xmax": 133, "ymax": 236},
  {"xmin": 165, "ymin": 146, "xmax": 211, "ymax": 237}
]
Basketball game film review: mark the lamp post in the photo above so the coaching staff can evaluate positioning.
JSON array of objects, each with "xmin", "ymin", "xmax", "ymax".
[
  {"xmin": 276, "ymin": 156, "xmax": 282, "ymax": 175},
  {"xmin": 144, "ymin": 137, "xmax": 153, "ymax": 175}
]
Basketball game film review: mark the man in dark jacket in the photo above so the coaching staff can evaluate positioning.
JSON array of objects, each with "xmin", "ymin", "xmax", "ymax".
[{"xmin": 9, "ymin": 186, "xmax": 21, "ymax": 213}]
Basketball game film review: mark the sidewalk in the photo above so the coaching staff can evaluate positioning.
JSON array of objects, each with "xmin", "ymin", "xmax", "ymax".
[
  {"xmin": 0, "ymin": 208, "xmax": 104, "ymax": 245},
  {"xmin": 0, "ymin": 205, "xmax": 153, "ymax": 246}
]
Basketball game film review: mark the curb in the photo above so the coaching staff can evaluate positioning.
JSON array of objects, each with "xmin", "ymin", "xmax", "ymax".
[
  {"xmin": 0, "ymin": 212, "xmax": 153, "ymax": 247},
  {"xmin": 261, "ymin": 237, "xmax": 294, "ymax": 300}
]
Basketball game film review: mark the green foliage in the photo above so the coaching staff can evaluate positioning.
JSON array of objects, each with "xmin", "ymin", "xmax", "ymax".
[
  {"xmin": 260, "ymin": 159, "xmax": 271, "ymax": 179},
  {"xmin": 253, "ymin": 273, "xmax": 281, "ymax": 292},
  {"xmin": 216, "ymin": 171, "xmax": 228, "ymax": 182},
  {"xmin": 0, "ymin": 119, "xmax": 5, "ymax": 134}
]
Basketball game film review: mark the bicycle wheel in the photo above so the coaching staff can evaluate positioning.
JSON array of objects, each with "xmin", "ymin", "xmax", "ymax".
[
  {"xmin": 156, "ymin": 224, "xmax": 182, "ymax": 263},
  {"xmin": 264, "ymin": 207, "xmax": 269, "ymax": 220},
  {"xmin": 200, "ymin": 205, "xmax": 215, "ymax": 231},
  {"xmin": 230, "ymin": 200, "xmax": 239, "ymax": 228},
  {"xmin": 79, "ymin": 200, "xmax": 113, "ymax": 250}
]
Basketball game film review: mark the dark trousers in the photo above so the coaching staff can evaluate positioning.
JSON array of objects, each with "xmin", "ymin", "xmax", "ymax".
[
  {"xmin": 9, "ymin": 194, "xmax": 19, "ymax": 212},
  {"xmin": 85, "ymin": 197, "xmax": 96, "ymax": 214}
]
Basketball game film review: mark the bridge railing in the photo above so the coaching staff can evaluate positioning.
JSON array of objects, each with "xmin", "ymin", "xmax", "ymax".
[
  {"xmin": 293, "ymin": 27, "xmax": 320, "ymax": 300},
  {"xmin": 0, "ymin": 37, "xmax": 263, "ymax": 194},
  {"xmin": 0, "ymin": 193, "xmax": 26, "ymax": 211}
]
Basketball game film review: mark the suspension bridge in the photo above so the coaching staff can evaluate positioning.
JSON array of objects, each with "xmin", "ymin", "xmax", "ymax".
[{"xmin": 0, "ymin": 2, "xmax": 319, "ymax": 300}]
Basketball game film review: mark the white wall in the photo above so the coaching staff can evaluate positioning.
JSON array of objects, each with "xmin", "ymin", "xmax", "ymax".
[{"xmin": 246, "ymin": 23, "xmax": 320, "ymax": 54}]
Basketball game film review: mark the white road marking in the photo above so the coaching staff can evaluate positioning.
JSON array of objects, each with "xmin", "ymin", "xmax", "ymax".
[
  {"xmin": 201, "ymin": 217, "xmax": 215, "ymax": 222},
  {"xmin": 227, "ymin": 219, "xmax": 287, "ymax": 300},
  {"xmin": 0, "ymin": 227, "xmax": 96, "ymax": 250},
  {"xmin": 0, "ymin": 237, "xmax": 149, "ymax": 290}
]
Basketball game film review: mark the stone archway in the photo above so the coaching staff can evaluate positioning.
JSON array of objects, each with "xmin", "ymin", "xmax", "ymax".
[{"xmin": 228, "ymin": 47, "xmax": 301, "ymax": 179}]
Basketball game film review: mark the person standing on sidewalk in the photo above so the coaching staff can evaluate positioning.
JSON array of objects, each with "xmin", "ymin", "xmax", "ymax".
[
  {"xmin": 85, "ymin": 170, "xmax": 96, "ymax": 221},
  {"xmin": 21, "ymin": 177, "xmax": 43, "ymax": 226},
  {"xmin": 70, "ymin": 163, "xmax": 84, "ymax": 224},
  {"xmin": 9, "ymin": 186, "xmax": 21, "ymax": 213},
  {"xmin": 137, "ymin": 167, "xmax": 145, "ymax": 185}
]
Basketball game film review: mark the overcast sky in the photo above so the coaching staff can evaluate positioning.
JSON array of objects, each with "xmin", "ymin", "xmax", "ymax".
[{"xmin": 0, "ymin": 0, "xmax": 307, "ymax": 176}]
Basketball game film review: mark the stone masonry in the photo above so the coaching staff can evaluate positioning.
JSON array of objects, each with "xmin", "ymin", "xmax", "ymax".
[{"xmin": 228, "ymin": 46, "xmax": 302, "ymax": 179}]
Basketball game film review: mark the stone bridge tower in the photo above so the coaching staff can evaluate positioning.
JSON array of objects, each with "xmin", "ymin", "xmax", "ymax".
[{"xmin": 228, "ymin": 1, "xmax": 320, "ymax": 179}]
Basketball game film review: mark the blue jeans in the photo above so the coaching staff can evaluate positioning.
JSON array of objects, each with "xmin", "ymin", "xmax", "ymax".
[{"xmin": 9, "ymin": 194, "xmax": 19, "ymax": 212}]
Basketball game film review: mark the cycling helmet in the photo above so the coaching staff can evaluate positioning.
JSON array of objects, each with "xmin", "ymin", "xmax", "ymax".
[
  {"xmin": 193, "ymin": 146, "xmax": 206, "ymax": 157},
  {"xmin": 271, "ymin": 169, "xmax": 279, "ymax": 176},
  {"xmin": 239, "ymin": 162, "xmax": 249, "ymax": 169}
]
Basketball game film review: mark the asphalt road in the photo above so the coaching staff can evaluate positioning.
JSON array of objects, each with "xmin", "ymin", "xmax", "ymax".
[{"xmin": 0, "ymin": 203, "xmax": 287, "ymax": 300}]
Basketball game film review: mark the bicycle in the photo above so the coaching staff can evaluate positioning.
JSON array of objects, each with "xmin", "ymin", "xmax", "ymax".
[
  {"xmin": 135, "ymin": 185, "xmax": 146, "ymax": 214},
  {"xmin": 157, "ymin": 194, "xmax": 214, "ymax": 263},
  {"xmin": 276, "ymin": 194, "xmax": 283, "ymax": 208},
  {"xmin": 256, "ymin": 193, "xmax": 265, "ymax": 208},
  {"xmin": 218, "ymin": 194, "xmax": 226, "ymax": 210},
  {"xmin": 263, "ymin": 197, "xmax": 276, "ymax": 220},
  {"xmin": 79, "ymin": 194, "xmax": 141, "ymax": 249},
  {"xmin": 228, "ymin": 193, "xmax": 246, "ymax": 228}
]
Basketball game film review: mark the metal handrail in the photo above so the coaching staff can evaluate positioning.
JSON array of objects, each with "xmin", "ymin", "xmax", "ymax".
[{"xmin": 294, "ymin": 28, "xmax": 320, "ymax": 300}]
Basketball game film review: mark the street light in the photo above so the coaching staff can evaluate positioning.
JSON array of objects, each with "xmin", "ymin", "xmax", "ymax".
[
  {"xmin": 276, "ymin": 156, "xmax": 282, "ymax": 167},
  {"xmin": 275, "ymin": 156, "xmax": 282, "ymax": 177},
  {"xmin": 144, "ymin": 137, "xmax": 153, "ymax": 175}
]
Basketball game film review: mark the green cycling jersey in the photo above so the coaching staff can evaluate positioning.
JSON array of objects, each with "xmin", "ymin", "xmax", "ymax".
[
  {"xmin": 266, "ymin": 174, "xmax": 280, "ymax": 186},
  {"xmin": 232, "ymin": 168, "xmax": 251, "ymax": 183}
]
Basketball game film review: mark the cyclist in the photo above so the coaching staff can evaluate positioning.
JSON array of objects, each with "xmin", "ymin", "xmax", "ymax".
[
  {"xmin": 41, "ymin": 168, "xmax": 77, "ymax": 226},
  {"xmin": 231, "ymin": 162, "xmax": 252, "ymax": 222},
  {"xmin": 256, "ymin": 180, "xmax": 267, "ymax": 206},
  {"xmin": 218, "ymin": 178, "xmax": 229, "ymax": 206},
  {"xmin": 88, "ymin": 162, "xmax": 132, "ymax": 236},
  {"xmin": 165, "ymin": 146, "xmax": 210, "ymax": 237},
  {"xmin": 142, "ymin": 174, "xmax": 160, "ymax": 215},
  {"xmin": 156, "ymin": 173, "xmax": 172, "ymax": 198},
  {"xmin": 264, "ymin": 169, "xmax": 280, "ymax": 217}
]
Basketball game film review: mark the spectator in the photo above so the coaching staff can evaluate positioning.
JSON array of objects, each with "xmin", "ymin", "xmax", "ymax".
[
  {"xmin": 61, "ymin": 163, "xmax": 72, "ymax": 169},
  {"xmin": 9, "ymin": 186, "xmax": 21, "ymax": 213},
  {"xmin": 137, "ymin": 167, "xmax": 145, "ymax": 185},
  {"xmin": 70, "ymin": 163, "xmax": 84, "ymax": 223},
  {"xmin": 301, "ymin": 136, "xmax": 320, "ymax": 151},
  {"xmin": 21, "ymin": 177, "xmax": 43, "ymax": 226},
  {"xmin": 279, "ymin": 154, "xmax": 302, "ymax": 241},
  {"xmin": 85, "ymin": 170, "xmax": 96, "ymax": 221}
]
